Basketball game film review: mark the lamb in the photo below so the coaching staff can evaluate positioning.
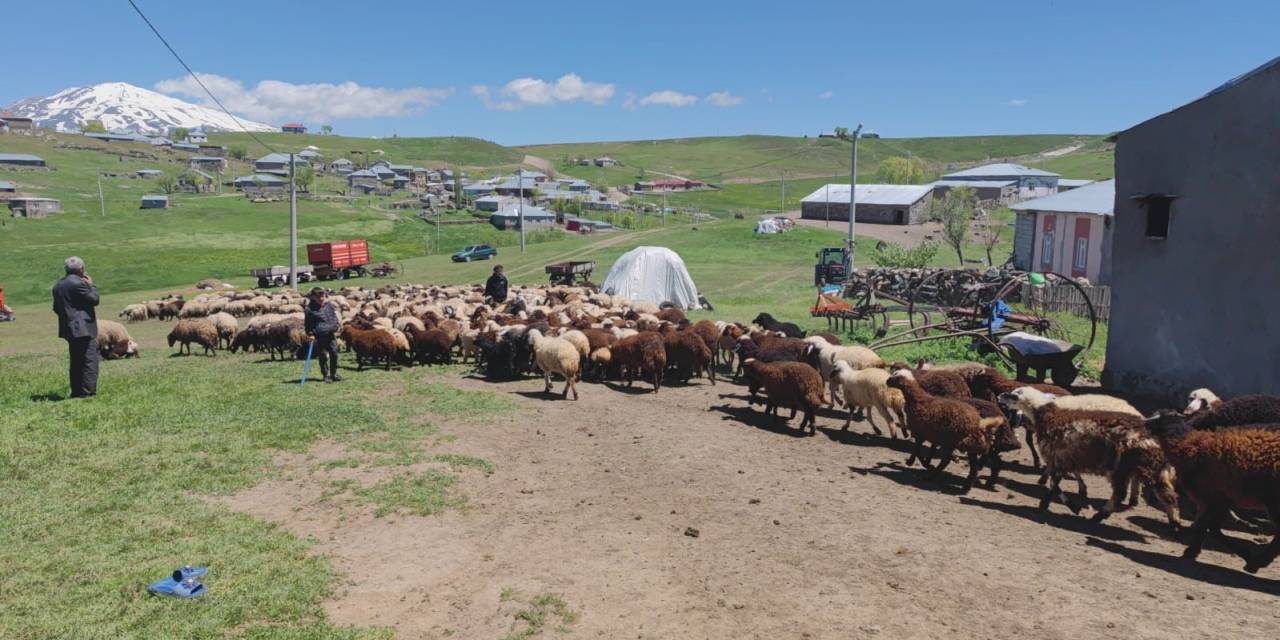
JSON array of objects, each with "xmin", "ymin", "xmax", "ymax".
[
  {"xmin": 610, "ymin": 333, "xmax": 667, "ymax": 393},
  {"xmin": 167, "ymin": 319, "xmax": 219, "ymax": 356},
  {"xmin": 96, "ymin": 320, "xmax": 139, "ymax": 359},
  {"xmin": 662, "ymin": 330, "xmax": 715, "ymax": 385},
  {"xmin": 886, "ymin": 370, "xmax": 1003, "ymax": 493},
  {"xmin": 831, "ymin": 361, "xmax": 905, "ymax": 438},
  {"xmin": 998, "ymin": 387, "xmax": 1180, "ymax": 528},
  {"xmin": 339, "ymin": 324, "xmax": 398, "ymax": 370},
  {"xmin": 207, "ymin": 312, "xmax": 239, "ymax": 350},
  {"xmin": 1144, "ymin": 410, "xmax": 1280, "ymax": 573},
  {"xmin": 752, "ymin": 312, "xmax": 805, "ymax": 338},
  {"xmin": 1183, "ymin": 388, "xmax": 1280, "ymax": 430},
  {"xmin": 740, "ymin": 359, "xmax": 826, "ymax": 435},
  {"xmin": 527, "ymin": 329, "xmax": 582, "ymax": 400},
  {"xmin": 119, "ymin": 304, "xmax": 149, "ymax": 323},
  {"xmin": 803, "ymin": 337, "xmax": 884, "ymax": 404}
]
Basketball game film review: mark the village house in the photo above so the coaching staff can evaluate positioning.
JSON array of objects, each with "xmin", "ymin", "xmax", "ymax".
[
  {"xmin": 594, "ymin": 157, "xmax": 621, "ymax": 167},
  {"xmin": 330, "ymin": 158, "xmax": 354, "ymax": 175},
  {"xmin": 1056, "ymin": 179, "xmax": 1095, "ymax": 192},
  {"xmin": 633, "ymin": 179, "xmax": 706, "ymax": 192},
  {"xmin": 136, "ymin": 169, "xmax": 164, "ymax": 179},
  {"xmin": 0, "ymin": 113, "xmax": 35, "ymax": 131},
  {"xmin": 0, "ymin": 153, "xmax": 46, "ymax": 168},
  {"xmin": 8, "ymin": 196, "xmax": 62, "ymax": 218},
  {"xmin": 494, "ymin": 176, "xmax": 539, "ymax": 197},
  {"xmin": 347, "ymin": 169, "xmax": 380, "ymax": 193},
  {"xmin": 489, "ymin": 204, "xmax": 556, "ymax": 230},
  {"xmin": 371, "ymin": 165, "xmax": 397, "ymax": 183},
  {"xmin": 281, "ymin": 123, "xmax": 307, "ymax": 134},
  {"xmin": 197, "ymin": 144, "xmax": 226, "ymax": 158},
  {"xmin": 1104, "ymin": 56, "xmax": 1280, "ymax": 400},
  {"xmin": 185, "ymin": 131, "xmax": 208, "ymax": 143},
  {"xmin": 392, "ymin": 174, "xmax": 410, "ymax": 190},
  {"xmin": 140, "ymin": 194, "xmax": 169, "ymax": 209},
  {"xmin": 233, "ymin": 173, "xmax": 286, "ymax": 190},
  {"xmin": 85, "ymin": 132, "xmax": 138, "ymax": 143},
  {"xmin": 475, "ymin": 194, "xmax": 514, "ymax": 212},
  {"xmin": 171, "ymin": 142, "xmax": 200, "ymax": 152},
  {"xmin": 939, "ymin": 163, "xmax": 1059, "ymax": 199},
  {"xmin": 297, "ymin": 149, "xmax": 321, "ymax": 164},
  {"xmin": 930, "ymin": 179, "xmax": 1018, "ymax": 206},
  {"xmin": 1010, "ymin": 179, "xmax": 1115, "ymax": 284},
  {"xmin": 254, "ymin": 153, "xmax": 308, "ymax": 176},
  {"xmin": 462, "ymin": 182, "xmax": 496, "ymax": 199},
  {"xmin": 189, "ymin": 156, "xmax": 227, "ymax": 173},
  {"xmin": 0, "ymin": 180, "xmax": 16, "ymax": 199},
  {"xmin": 799, "ymin": 184, "xmax": 934, "ymax": 225},
  {"xmin": 179, "ymin": 169, "xmax": 215, "ymax": 193}
]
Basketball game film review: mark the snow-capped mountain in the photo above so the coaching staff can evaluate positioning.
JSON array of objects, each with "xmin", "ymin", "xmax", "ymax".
[{"xmin": 4, "ymin": 82, "xmax": 275, "ymax": 135}]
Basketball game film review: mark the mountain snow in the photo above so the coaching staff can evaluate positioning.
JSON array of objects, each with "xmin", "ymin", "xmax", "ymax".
[{"xmin": 4, "ymin": 82, "xmax": 275, "ymax": 135}]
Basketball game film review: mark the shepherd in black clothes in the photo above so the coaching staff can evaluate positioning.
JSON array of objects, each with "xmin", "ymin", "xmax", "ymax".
[
  {"xmin": 52, "ymin": 256, "xmax": 100, "ymax": 398},
  {"xmin": 485, "ymin": 265, "xmax": 509, "ymax": 304},
  {"xmin": 304, "ymin": 287, "xmax": 342, "ymax": 382}
]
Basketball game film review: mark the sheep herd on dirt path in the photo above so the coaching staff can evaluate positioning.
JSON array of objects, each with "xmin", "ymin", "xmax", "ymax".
[{"xmin": 118, "ymin": 283, "xmax": 1280, "ymax": 575}]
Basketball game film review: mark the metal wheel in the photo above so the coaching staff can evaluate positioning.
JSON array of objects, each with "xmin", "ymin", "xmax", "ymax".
[{"xmin": 1014, "ymin": 271, "xmax": 1098, "ymax": 352}]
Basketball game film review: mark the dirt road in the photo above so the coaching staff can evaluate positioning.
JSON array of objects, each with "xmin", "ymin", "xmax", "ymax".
[{"xmin": 223, "ymin": 375, "xmax": 1280, "ymax": 639}]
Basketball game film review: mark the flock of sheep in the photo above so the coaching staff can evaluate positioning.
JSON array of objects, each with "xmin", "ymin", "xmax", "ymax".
[{"xmin": 116, "ymin": 284, "xmax": 1280, "ymax": 574}]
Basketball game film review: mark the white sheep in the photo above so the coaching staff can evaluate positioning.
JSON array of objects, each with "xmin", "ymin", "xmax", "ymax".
[
  {"xmin": 832, "ymin": 360, "xmax": 906, "ymax": 437},
  {"xmin": 803, "ymin": 336, "xmax": 885, "ymax": 405},
  {"xmin": 119, "ymin": 304, "xmax": 149, "ymax": 323},
  {"xmin": 207, "ymin": 312, "xmax": 239, "ymax": 350},
  {"xmin": 527, "ymin": 329, "xmax": 581, "ymax": 400}
]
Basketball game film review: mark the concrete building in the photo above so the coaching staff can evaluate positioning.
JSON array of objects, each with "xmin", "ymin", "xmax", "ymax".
[
  {"xmin": 347, "ymin": 169, "xmax": 380, "ymax": 192},
  {"xmin": 8, "ymin": 197, "xmax": 62, "ymax": 218},
  {"xmin": 185, "ymin": 131, "xmax": 208, "ymax": 143},
  {"xmin": 931, "ymin": 179, "xmax": 1018, "ymax": 206},
  {"xmin": 475, "ymin": 195, "xmax": 514, "ymax": 212},
  {"xmin": 1103, "ymin": 56, "xmax": 1280, "ymax": 401},
  {"xmin": 0, "ymin": 180, "xmax": 16, "ymax": 199},
  {"xmin": 0, "ymin": 153, "xmax": 46, "ymax": 167},
  {"xmin": 233, "ymin": 174, "xmax": 286, "ymax": 189},
  {"xmin": 1010, "ymin": 179, "xmax": 1115, "ymax": 283},
  {"xmin": 140, "ymin": 195, "xmax": 169, "ymax": 209},
  {"xmin": 462, "ymin": 183, "xmax": 496, "ymax": 199},
  {"xmin": 330, "ymin": 158, "xmax": 354, "ymax": 175},
  {"xmin": 282, "ymin": 123, "xmax": 307, "ymax": 134},
  {"xmin": 489, "ymin": 204, "xmax": 556, "ymax": 230},
  {"xmin": 254, "ymin": 153, "xmax": 308, "ymax": 176},
  {"xmin": 940, "ymin": 163, "xmax": 1060, "ymax": 199},
  {"xmin": 799, "ymin": 184, "xmax": 934, "ymax": 225}
]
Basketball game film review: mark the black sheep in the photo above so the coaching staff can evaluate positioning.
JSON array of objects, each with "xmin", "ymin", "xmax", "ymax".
[
  {"xmin": 1184, "ymin": 389, "xmax": 1280, "ymax": 430},
  {"xmin": 752, "ymin": 312, "xmax": 806, "ymax": 338}
]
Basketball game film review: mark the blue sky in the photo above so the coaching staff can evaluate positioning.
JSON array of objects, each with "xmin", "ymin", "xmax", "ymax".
[{"xmin": 4, "ymin": 1, "xmax": 1277, "ymax": 144}]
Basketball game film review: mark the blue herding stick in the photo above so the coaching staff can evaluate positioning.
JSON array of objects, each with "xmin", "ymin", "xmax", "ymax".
[{"xmin": 300, "ymin": 340, "xmax": 315, "ymax": 386}]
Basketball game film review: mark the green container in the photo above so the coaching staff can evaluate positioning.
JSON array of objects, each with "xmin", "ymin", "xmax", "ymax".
[{"xmin": 1028, "ymin": 272, "xmax": 1046, "ymax": 286}]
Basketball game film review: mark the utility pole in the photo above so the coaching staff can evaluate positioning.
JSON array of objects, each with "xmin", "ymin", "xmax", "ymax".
[
  {"xmin": 824, "ymin": 182, "xmax": 830, "ymax": 228},
  {"xmin": 780, "ymin": 169, "xmax": 787, "ymax": 212},
  {"xmin": 518, "ymin": 167, "xmax": 526, "ymax": 253},
  {"xmin": 847, "ymin": 124, "xmax": 863, "ymax": 273},
  {"xmin": 662, "ymin": 187, "xmax": 668, "ymax": 227},
  {"xmin": 96, "ymin": 174, "xmax": 106, "ymax": 217},
  {"xmin": 288, "ymin": 152, "xmax": 298, "ymax": 289}
]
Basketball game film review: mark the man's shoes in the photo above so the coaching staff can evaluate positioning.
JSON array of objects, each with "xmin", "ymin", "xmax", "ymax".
[{"xmin": 330, "ymin": 374, "xmax": 343, "ymax": 382}]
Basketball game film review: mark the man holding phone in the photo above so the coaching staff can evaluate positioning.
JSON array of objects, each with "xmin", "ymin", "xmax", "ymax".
[{"xmin": 52, "ymin": 256, "xmax": 100, "ymax": 398}]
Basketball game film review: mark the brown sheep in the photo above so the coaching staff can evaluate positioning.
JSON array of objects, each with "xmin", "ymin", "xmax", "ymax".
[
  {"xmin": 967, "ymin": 366, "xmax": 1071, "ymax": 469},
  {"xmin": 656, "ymin": 307, "xmax": 686, "ymax": 324},
  {"xmin": 689, "ymin": 319, "xmax": 720, "ymax": 365},
  {"xmin": 581, "ymin": 328, "xmax": 617, "ymax": 380},
  {"xmin": 407, "ymin": 325, "xmax": 454, "ymax": 365},
  {"xmin": 610, "ymin": 333, "xmax": 666, "ymax": 393},
  {"xmin": 740, "ymin": 359, "xmax": 825, "ymax": 435},
  {"xmin": 889, "ymin": 361, "xmax": 970, "ymax": 399},
  {"xmin": 1145, "ymin": 411, "xmax": 1280, "ymax": 572},
  {"xmin": 886, "ymin": 370, "xmax": 1002, "ymax": 493},
  {"xmin": 662, "ymin": 330, "xmax": 715, "ymax": 386},
  {"xmin": 167, "ymin": 319, "xmax": 219, "ymax": 356},
  {"xmin": 340, "ymin": 325, "xmax": 398, "ymax": 370}
]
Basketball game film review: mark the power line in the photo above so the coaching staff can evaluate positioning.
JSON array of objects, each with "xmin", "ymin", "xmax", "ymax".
[{"xmin": 126, "ymin": 0, "xmax": 277, "ymax": 154}]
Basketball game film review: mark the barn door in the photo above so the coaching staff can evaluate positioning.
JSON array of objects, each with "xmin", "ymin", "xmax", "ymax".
[{"xmin": 1071, "ymin": 217, "xmax": 1091, "ymax": 278}]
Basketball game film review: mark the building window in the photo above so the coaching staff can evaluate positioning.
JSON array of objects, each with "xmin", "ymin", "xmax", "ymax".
[
  {"xmin": 1136, "ymin": 194, "xmax": 1176, "ymax": 239},
  {"xmin": 1041, "ymin": 231, "xmax": 1054, "ymax": 266},
  {"xmin": 1074, "ymin": 237, "xmax": 1088, "ymax": 270}
]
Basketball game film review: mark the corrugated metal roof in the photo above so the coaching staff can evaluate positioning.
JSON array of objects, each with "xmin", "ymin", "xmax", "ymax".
[
  {"xmin": 941, "ymin": 163, "xmax": 1059, "ymax": 179},
  {"xmin": 1011, "ymin": 179, "xmax": 1115, "ymax": 216},
  {"xmin": 0, "ymin": 153, "xmax": 44, "ymax": 162},
  {"xmin": 800, "ymin": 184, "xmax": 934, "ymax": 206},
  {"xmin": 931, "ymin": 179, "xmax": 1016, "ymax": 188},
  {"xmin": 0, "ymin": 181, "xmax": 15, "ymax": 189},
  {"xmin": 141, "ymin": 195, "xmax": 169, "ymax": 201},
  {"xmin": 492, "ymin": 204, "xmax": 555, "ymax": 219},
  {"xmin": 348, "ymin": 169, "xmax": 377, "ymax": 178},
  {"xmin": 1056, "ymin": 179, "xmax": 1095, "ymax": 187}
]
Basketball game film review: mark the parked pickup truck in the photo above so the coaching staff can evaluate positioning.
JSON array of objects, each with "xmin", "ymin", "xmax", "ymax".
[{"xmin": 451, "ymin": 244, "xmax": 497, "ymax": 262}]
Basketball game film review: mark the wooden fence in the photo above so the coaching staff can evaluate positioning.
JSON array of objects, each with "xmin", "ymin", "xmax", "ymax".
[{"xmin": 1020, "ymin": 283, "xmax": 1111, "ymax": 322}]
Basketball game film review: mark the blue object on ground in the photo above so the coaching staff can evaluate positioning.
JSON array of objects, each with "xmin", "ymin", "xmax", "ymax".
[
  {"xmin": 172, "ymin": 565, "xmax": 208, "ymax": 582},
  {"xmin": 820, "ymin": 284, "xmax": 842, "ymax": 295},
  {"xmin": 988, "ymin": 299, "xmax": 1011, "ymax": 331},
  {"xmin": 147, "ymin": 576, "xmax": 206, "ymax": 598}
]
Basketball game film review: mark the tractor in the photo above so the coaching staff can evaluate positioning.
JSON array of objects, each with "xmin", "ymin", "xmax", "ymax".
[{"xmin": 814, "ymin": 247, "xmax": 849, "ymax": 287}]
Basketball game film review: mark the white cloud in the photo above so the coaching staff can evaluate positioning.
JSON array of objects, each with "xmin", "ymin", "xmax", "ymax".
[
  {"xmin": 818, "ymin": 90, "xmax": 833, "ymax": 100},
  {"xmin": 1008, "ymin": 98, "xmax": 1028, "ymax": 107},
  {"xmin": 155, "ymin": 73, "xmax": 453, "ymax": 123},
  {"xmin": 706, "ymin": 91, "xmax": 743, "ymax": 107},
  {"xmin": 472, "ymin": 73, "xmax": 615, "ymax": 110},
  {"xmin": 637, "ymin": 90, "xmax": 698, "ymax": 108}
]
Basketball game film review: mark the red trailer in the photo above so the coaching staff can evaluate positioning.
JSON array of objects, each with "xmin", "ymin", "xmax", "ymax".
[{"xmin": 307, "ymin": 239, "xmax": 371, "ymax": 280}]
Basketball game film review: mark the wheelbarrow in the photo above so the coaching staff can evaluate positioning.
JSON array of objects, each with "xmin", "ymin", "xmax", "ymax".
[{"xmin": 998, "ymin": 331, "xmax": 1084, "ymax": 388}]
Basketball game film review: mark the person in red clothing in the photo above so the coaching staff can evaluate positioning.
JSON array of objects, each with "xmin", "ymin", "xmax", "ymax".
[{"xmin": 0, "ymin": 284, "xmax": 13, "ymax": 321}]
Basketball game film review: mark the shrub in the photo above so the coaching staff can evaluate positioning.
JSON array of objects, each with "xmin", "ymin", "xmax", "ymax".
[{"xmin": 872, "ymin": 241, "xmax": 938, "ymax": 268}]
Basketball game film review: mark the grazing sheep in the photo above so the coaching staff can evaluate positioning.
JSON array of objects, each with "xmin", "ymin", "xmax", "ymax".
[
  {"xmin": 741, "ymin": 359, "xmax": 826, "ymax": 435},
  {"xmin": 527, "ymin": 329, "xmax": 582, "ymax": 400},
  {"xmin": 119, "ymin": 304, "xmax": 149, "ymax": 323},
  {"xmin": 1183, "ymin": 388, "xmax": 1280, "ymax": 430},
  {"xmin": 998, "ymin": 387, "xmax": 1180, "ymax": 528},
  {"xmin": 610, "ymin": 333, "xmax": 666, "ymax": 393},
  {"xmin": 167, "ymin": 319, "xmax": 219, "ymax": 356},
  {"xmin": 662, "ymin": 329, "xmax": 715, "ymax": 385},
  {"xmin": 265, "ymin": 317, "xmax": 307, "ymax": 360},
  {"xmin": 887, "ymin": 370, "xmax": 1002, "ymax": 493},
  {"xmin": 752, "ymin": 312, "xmax": 805, "ymax": 338},
  {"xmin": 96, "ymin": 320, "xmax": 139, "ymax": 359},
  {"xmin": 157, "ymin": 299, "xmax": 185, "ymax": 321},
  {"xmin": 177, "ymin": 301, "xmax": 210, "ymax": 318},
  {"xmin": 339, "ymin": 325, "xmax": 398, "ymax": 370},
  {"xmin": 832, "ymin": 361, "xmax": 906, "ymax": 438},
  {"xmin": 1145, "ymin": 410, "xmax": 1280, "ymax": 573},
  {"xmin": 207, "ymin": 312, "xmax": 239, "ymax": 350}
]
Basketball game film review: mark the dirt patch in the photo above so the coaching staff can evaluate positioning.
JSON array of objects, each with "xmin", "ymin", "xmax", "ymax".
[{"xmin": 221, "ymin": 374, "xmax": 1280, "ymax": 639}]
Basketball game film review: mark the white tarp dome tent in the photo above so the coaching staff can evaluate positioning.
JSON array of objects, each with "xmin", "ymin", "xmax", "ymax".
[{"xmin": 602, "ymin": 246, "xmax": 701, "ymax": 310}]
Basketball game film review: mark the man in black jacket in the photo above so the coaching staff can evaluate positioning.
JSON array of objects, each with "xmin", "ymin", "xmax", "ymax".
[
  {"xmin": 304, "ymin": 287, "xmax": 342, "ymax": 382},
  {"xmin": 484, "ymin": 265, "xmax": 509, "ymax": 304},
  {"xmin": 52, "ymin": 256, "xmax": 100, "ymax": 398}
]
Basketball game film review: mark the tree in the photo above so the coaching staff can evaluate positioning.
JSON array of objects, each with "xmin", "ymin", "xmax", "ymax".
[
  {"xmin": 871, "ymin": 241, "xmax": 938, "ymax": 269},
  {"xmin": 320, "ymin": 125, "xmax": 333, "ymax": 135},
  {"xmin": 173, "ymin": 127, "xmax": 189, "ymax": 141},
  {"xmin": 834, "ymin": 126, "xmax": 849, "ymax": 140},
  {"xmin": 82, "ymin": 120, "xmax": 107, "ymax": 134},
  {"xmin": 876, "ymin": 156, "xmax": 932, "ymax": 184},
  {"xmin": 294, "ymin": 166, "xmax": 315, "ymax": 193},
  {"xmin": 452, "ymin": 171, "xmax": 462, "ymax": 205},
  {"xmin": 977, "ymin": 207, "xmax": 1013, "ymax": 266},
  {"xmin": 156, "ymin": 170, "xmax": 177, "ymax": 195},
  {"xmin": 227, "ymin": 145, "xmax": 248, "ymax": 161},
  {"xmin": 931, "ymin": 185, "xmax": 977, "ymax": 265}
]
